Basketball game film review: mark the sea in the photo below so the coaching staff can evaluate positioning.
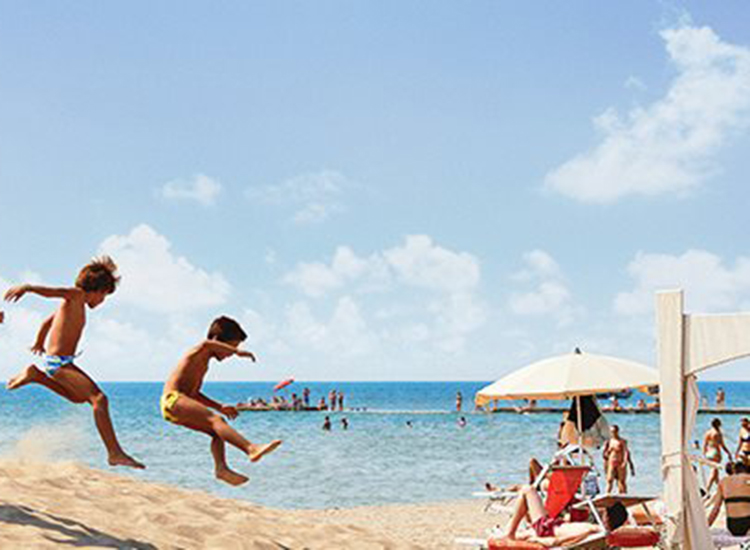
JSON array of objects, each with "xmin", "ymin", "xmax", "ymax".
[{"xmin": 1, "ymin": 380, "xmax": 748, "ymax": 510}]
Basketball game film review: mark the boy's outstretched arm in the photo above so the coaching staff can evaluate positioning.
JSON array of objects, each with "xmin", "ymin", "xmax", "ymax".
[
  {"xmin": 195, "ymin": 391, "xmax": 238, "ymax": 419},
  {"xmin": 204, "ymin": 340, "xmax": 257, "ymax": 361},
  {"xmin": 31, "ymin": 314, "xmax": 55, "ymax": 355},
  {"xmin": 4, "ymin": 284, "xmax": 79, "ymax": 302}
]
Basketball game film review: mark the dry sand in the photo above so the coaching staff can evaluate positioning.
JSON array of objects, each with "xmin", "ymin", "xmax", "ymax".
[{"xmin": 0, "ymin": 460, "xmax": 498, "ymax": 549}]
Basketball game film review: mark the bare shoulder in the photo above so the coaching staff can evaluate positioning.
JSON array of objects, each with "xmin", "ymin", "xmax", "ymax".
[{"xmin": 64, "ymin": 288, "xmax": 86, "ymax": 303}]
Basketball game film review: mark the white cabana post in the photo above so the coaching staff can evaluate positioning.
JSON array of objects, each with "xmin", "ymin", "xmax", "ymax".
[{"xmin": 657, "ymin": 290, "xmax": 750, "ymax": 550}]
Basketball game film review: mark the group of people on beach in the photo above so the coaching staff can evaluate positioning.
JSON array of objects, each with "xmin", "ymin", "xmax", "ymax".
[{"xmin": 3, "ymin": 257, "xmax": 281, "ymax": 486}]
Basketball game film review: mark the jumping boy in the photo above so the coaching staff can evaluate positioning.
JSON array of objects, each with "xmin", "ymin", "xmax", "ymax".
[
  {"xmin": 160, "ymin": 316, "xmax": 282, "ymax": 486},
  {"xmin": 4, "ymin": 256, "xmax": 144, "ymax": 469}
]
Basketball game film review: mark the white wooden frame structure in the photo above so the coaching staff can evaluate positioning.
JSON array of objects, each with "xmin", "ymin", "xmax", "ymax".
[{"xmin": 657, "ymin": 290, "xmax": 750, "ymax": 549}]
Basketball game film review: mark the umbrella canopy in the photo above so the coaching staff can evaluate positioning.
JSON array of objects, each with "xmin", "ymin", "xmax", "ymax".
[{"xmin": 475, "ymin": 348, "xmax": 658, "ymax": 405}]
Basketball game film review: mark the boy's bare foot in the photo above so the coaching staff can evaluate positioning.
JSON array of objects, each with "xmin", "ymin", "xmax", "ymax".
[
  {"xmin": 216, "ymin": 468, "xmax": 249, "ymax": 486},
  {"xmin": 6, "ymin": 365, "xmax": 42, "ymax": 390},
  {"xmin": 249, "ymin": 440, "xmax": 283, "ymax": 462},
  {"xmin": 109, "ymin": 454, "xmax": 146, "ymax": 470}
]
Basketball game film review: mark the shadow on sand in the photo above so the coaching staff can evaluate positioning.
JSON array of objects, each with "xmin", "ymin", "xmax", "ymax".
[{"xmin": 0, "ymin": 503, "xmax": 158, "ymax": 549}]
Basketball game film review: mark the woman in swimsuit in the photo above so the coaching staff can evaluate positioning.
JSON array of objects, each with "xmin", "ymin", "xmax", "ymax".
[
  {"xmin": 735, "ymin": 418, "xmax": 750, "ymax": 466},
  {"xmin": 708, "ymin": 461, "xmax": 750, "ymax": 536},
  {"xmin": 704, "ymin": 418, "xmax": 732, "ymax": 493}
]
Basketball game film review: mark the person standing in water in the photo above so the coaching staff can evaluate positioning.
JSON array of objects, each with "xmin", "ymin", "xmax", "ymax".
[{"xmin": 456, "ymin": 391, "xmax": 463, "ymax": 412}]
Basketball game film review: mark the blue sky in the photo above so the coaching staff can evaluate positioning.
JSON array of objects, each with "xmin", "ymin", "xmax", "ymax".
[{"xmin": 2, "ymin": 1, "xmax": 750, "ymax": 381}]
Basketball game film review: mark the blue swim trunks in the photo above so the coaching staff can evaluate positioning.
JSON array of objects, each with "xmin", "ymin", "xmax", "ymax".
[{"xmin": 44, "ymin": 355, "xmax": 75, "ymax": 376}]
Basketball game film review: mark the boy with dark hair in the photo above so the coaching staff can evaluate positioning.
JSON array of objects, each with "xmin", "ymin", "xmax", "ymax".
[
  {"xmin": 160, "ymin": 316, "xmax": 282, "ymax": 486},
  {"xmin": 4, "ymin": 256, "xmax": 144, "ymax": 469}
]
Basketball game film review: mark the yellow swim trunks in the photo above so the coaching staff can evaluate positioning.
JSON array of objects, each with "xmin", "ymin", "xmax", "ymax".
[{"xmin": 160, "ymin": 391, "xmax": 182, "ymax": 423}]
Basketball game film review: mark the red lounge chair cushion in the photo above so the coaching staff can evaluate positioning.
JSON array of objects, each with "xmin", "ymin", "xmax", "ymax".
[
  {"xmin": 606, "ymin": 526, "xmax": 660, "ymax": 547},
  {"xmin": 545, "ymin": 466, "xmax": 590, "ymax": 519},
  {"xmin": 488, "ymin": 538, "xmax": 546, "ymax": 550}
]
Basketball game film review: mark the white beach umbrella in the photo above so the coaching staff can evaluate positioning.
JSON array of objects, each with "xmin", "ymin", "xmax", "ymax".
[{"xmin": 475, "ymin": 348, "xmax": 658, "ymax": 405}]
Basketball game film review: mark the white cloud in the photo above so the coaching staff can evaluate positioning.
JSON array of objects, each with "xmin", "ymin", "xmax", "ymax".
[
  {"xmin": 508, "ymin": 250, "xmax": 579, "ymax": 326},
  {"xmin": 615, "ymin": 250, "xmax": 750, "ymax": 315},
  {"xmin": 545, "ymin": 24, "xmax": 750, "ymax": 203},
  {"xmin": 384, "ymin": 235, "xmax": 480, "ymax": 293},
  {"xmin": 246, "ymin": 170, "xmax": 351, "ymax": 224},
  {"xmin": 285, "ymin": 297, "xmax": 376, "ymax": 357},
  {"xmin": 99, "ymin": 224, "xmax": 230, "ymax": 313},
  {"xmin": 281, "ymin": 235, "xmax": 486, "ymax": 355},
  {"xmin": 159, "ymin": 174, "xmax": 222, "ymax": 206},
  {"xmin": 284, "ymin": 246, "xmax": 389, "ymax": 298}
]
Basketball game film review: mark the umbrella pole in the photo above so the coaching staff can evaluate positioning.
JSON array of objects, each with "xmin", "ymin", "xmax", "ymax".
[{"xmin": 576, "ymin": 395, "xmax": 583, "ymax": 465}]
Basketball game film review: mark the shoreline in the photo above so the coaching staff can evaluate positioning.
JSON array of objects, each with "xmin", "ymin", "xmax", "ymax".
[{"xmin": 0, "ymin": 459, "xmax": 497, "ymax": 549}]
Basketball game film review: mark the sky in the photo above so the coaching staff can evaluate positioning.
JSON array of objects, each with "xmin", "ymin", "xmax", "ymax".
[{"xmin": 1, "ymin": 1, "xmax": 750, "ymax": 382}]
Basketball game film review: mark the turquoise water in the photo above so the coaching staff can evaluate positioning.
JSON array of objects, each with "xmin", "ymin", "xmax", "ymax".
[{"xmin": 1, "ymin": 381, "xmax": 747, "ymax": 509}]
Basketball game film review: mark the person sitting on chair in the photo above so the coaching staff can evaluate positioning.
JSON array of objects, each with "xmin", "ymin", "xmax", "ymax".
[{"xmin": 708, "ymin": 460, "xmax": 750, "ymax": 536}]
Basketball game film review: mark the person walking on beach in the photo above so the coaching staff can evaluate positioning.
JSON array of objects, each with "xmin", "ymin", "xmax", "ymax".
[
  {"xmin": 603, "ymin": 425, "xmax": 635, "ymax": 494},
  {"xmin": 704, "ymin": 418, "xmax": 732, "ymax": 493},
  {"xmin": 4, "ymin": 257, "xmax": 144, "ymax": 469},
  {"xmin": 456, "ymin": 391, "xmax": 463, "ymax": 412},
  {"xmin": 160, "ymin": 316, "xmax": 282, "ymax": 486}
]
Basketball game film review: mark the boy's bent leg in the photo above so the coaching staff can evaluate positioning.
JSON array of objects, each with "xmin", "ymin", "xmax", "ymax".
[
  {"xmin": 210, "ymin": 436, "xmax": 248, "ymax": 486},
  {"xmin": 171, "ymin": 395, "xmax": 282, "ymax": 462},
  {"xmin": 55, "ymin": 365, "xmax": 145, "ymax": 469},
  {"xmin": 6, "ymin": 364, "xmax": 78, "ymax": 400}
]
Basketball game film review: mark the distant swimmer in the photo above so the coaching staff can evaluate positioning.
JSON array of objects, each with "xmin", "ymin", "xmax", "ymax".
[
  {"xmin": 323, "ymin": 416, "xmax": 332, "ymax": 431},
  {"xmin": 406, "ymin": 420, "xmax": 413, "ymax": 428},
  {"xmin": 4, "ymin": 257, "xmax": 144, "ymax": 470},
  {"xmin": 704, "ymin": 418, "xmax": 732, "ymax": 493},
  {"xmin": 603, "ymin": 425, "xmax": 635, "ymax": 494},
  {"xmin": 341, "ymin": 417, "xmax": 349, "ymax": 430},
  {"xmin": 161, "ymin": 316, "xmax": 282, "ymax": 486},
  {"xmin": 458, "ymin": 416, "xmax": 467, "ymax": 428}
]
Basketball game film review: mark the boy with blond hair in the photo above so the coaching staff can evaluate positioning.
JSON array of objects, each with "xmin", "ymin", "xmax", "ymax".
[
  {"xmin": 161, "ymin": 316, "xmax": 282, "ymax": 486},
  {"xmin": 5, "ymin": 256, "xmax": 144, "ymax": 469}
]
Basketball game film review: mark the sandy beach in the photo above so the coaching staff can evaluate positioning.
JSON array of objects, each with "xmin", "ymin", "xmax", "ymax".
[{"xmin": 0, "ymin": 459, "xmax": 500, "ymax": 549}]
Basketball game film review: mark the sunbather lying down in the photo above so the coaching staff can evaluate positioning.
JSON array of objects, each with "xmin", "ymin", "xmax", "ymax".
[{"xmin": 501, "ymin": 485, "xmax": 629, "ymax": 546}]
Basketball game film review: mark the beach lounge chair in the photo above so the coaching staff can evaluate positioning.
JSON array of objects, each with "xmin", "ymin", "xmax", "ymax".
[
  {"xmin": 458, "ymin": 466, "xmax": 596, "ymax": 550},
  {"xmin": 476, "ymin": 445, "xmax": 600, "ymax": 514},
  {"xmin": 455, "ymin": 532, "xmax": 607, "ymax": 549}
]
